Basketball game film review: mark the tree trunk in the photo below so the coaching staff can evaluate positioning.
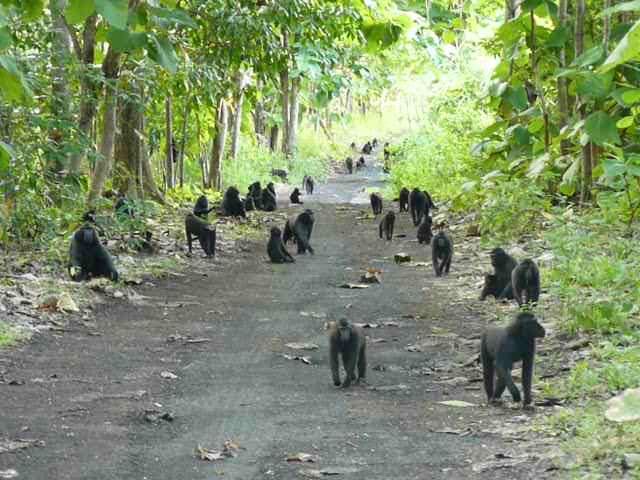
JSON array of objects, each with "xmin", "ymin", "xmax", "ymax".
[
  {"xmin": 575, "ymin": 0, "xmax": 592, "ymax": 204},
  {"xmin": 269, "ymin": 125, "xmax": 279, "ymax": 152},
  {"xmin": 280, "ymin": 68, "xmax": 290, "ymax": 155},
  {"xmin": 178, "ymin": 98, "xmax": 190, "ymax": 188},
  {"xmin": 48, "ymin": 0, "xmax": 73, "ymax": 175},
  {"xmin": 208, "ymin": 99, "xmax": 228, "ymax": 190},
  {"xmin": 286, "ymin": 76, "xmax": 300, "ymax": 159},
  {"xmin": 113, "ymin": 86, "xmax": 141, "ymax": 198},
  {"xmin": 68, "ymin": 14, "xmax": 98, "ymax": 175},
  {"xmin": 557, "ymin": 0, "xmax": 570, "ymax": 155},
  {"xmin": 87, "ymin": 66, "xmax": 118, "ymax": 205},
  {"xmin": 138, "ymin": 83, "xmax": 164, "ymax": 203},
  {"xmin": 231, "ymin": 86, "xmax": 245, "ymax": 161},
  {"xmin": 165, "ymin": 96, "xmax": 175, "ymax": 190}
]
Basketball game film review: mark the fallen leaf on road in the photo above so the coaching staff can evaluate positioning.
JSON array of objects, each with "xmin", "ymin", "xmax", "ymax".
[
  {"xmin": 0, "ymin": 470, "xmax": 18, "ymax": 479},
  {"xmin": 438, "ymin": 400, "xmax": 476, "ymax": 408},
  {"xmin": 195, "ymin": 440, "xmax": 242, "ymax": 462},
  {"xmin": 283, "ymin": 354, "xmax": 312, "ymax": 365},
  {"xmin": 160, "ymin": 371, "xmax": 178, "ymax": 380},
  {"xmin": 383, "ymin": 321, "xmax": 400, "ymax": 327},
  {"xmin": 285, "ymin": 342, "xmax": 319, "ymax": 351},
  {"xmin": 369, "ymin": 338, "xmax": 387, "ymax": 344},
  {"xmin": 286, "ymin": 453, "xmax": 320, "ymax": 463},
  {"xmin": 368, "ymin": 384, "xmax": 409, "ymax": 392},
  {"xmin": 299, "ymin": 467, "xmax": 360, "ymax": 477},
  {"xmin": 430, "ymin": 428, "xmax": 473, "ymax": 436},
  {"xmin": 353, "ymin": 322, "xmax": 380, "ymax": 329},
  {"xmin": 0, "ymin": 439, "xmax": 45, "ymax": 454},
  {"xmin": 360, "ymin": 268, "xmax": 382, "ymax": 284},
  {"xmin": 394, "ymin": 253, "xmax": 411, "ymax": 263},
  {"xmin": 472, "ymin": 455, "xmax": 531, "ymax": 472},
  {"xmin": 339, "ymin": 283, "xmax": 369, "ymax": 289}
]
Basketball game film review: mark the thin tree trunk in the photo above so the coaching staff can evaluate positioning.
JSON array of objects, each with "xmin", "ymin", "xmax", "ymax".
[
  {"xmin": 178, "ymin": 98, "xmax": 190, "ymax": 188},
  {"xmin": 286, "ymin": 76, "xmax": 300, "ymax": 158},
  {"xmin": 113, "ymin": 88, "xmax": 141, "ymax": 198},
  {"xmin": 280, "ymin": 68, "xmax": 290, "ymax": 155},
  {"xmin": 575, "ymin": 0, "xmax": 592, "ymax": 204},
  {"xmin": 165, "ymin": 96, "xmax": 175, "ymax": 190},
  {"xmin": 231, "ymin": 83, "xmax": 245, "ymax": 161},
  {"xmin": 68, "ymin": 14, "xmax": 98, "ymax": 175},
  {"xmin": 208, "ymin": 99, "xmax": 228, "ymax": 190},
  {"xmin": 269, "ymin": 125, "xmax": 279, "ymax": 152},
  {"xmin": 557, "ymin": 0, "xmax": 570, "ymax": 155}
]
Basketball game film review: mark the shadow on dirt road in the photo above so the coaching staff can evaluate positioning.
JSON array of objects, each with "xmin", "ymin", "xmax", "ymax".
[{"xmin": 0, "ymin": 158, "xmax": 549, "ymax": 479}]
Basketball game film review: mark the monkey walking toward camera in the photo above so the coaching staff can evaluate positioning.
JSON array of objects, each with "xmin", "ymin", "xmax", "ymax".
[
  {"xmin": 329, "ymin": 319, "xmax": 367, "ymax": 388},
  {"xmin": 481, "ymin": 312, "xmax": 545, "ymax": 409},
  {"xmin": 379, "ymin": 211, "xmax": 395, "ymax": 240}
]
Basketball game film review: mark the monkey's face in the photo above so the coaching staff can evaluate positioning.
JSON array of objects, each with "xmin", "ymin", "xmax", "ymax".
[
  {"xmin": 519, "ymin": 314, "xmax": 546, "ymax": 338},
  {"xmin": 270, "ymin": 227, "xmax": 281, "ymax": 238},
  {"xmin": 490, "ymin": 248, "xmax": 506, "ymax": 267}
]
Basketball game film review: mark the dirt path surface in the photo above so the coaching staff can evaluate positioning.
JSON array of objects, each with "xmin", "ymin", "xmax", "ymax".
[{"xmin": 0, "ymin": 161, "xmax": 551, "ymax": 479}]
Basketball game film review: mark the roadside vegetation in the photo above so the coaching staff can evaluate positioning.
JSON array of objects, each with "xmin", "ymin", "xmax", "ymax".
[{"xmin": 1, "ymin": 0, "xmax": 640, "ymax": 476}]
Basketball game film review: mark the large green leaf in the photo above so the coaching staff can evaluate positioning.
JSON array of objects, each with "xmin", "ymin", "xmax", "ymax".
[
  {"xmin": 601, "ymin": 0, "xmax": 640, "ymax": 16},
  {"xmin": 503, "ymin": 85, "xmax": 528, "ymax": 111},
  {"xmin": 584, "ymin": 111, "xmax": 621, "ymax": 145},
  {"xmin": 95, "ymin": 0, "xmax": 128, "ymax": 30},
  {"xmin": 0, "ymin": 140, "xmax": 13, "ymax": 174},
  {"xmin": 22, "ymin": 0, "xmax": 44, "ymax": 20},
  {"xmin": 0, "ymin": 55, "xmax": 27, "ymax": 101},
  {"xmin": 65, "ymin": 0, "xmax": 96, "ymax": 25},
  {"xmin": 546, "ymin": 25, "xmax": 569, "ymax": 48},
  {"xmin": 575, "ymin": 72, "xmax": 613, "ymax": 100},
  {"xmin": 106, "ymin": 28, "xmax": 147, "ymax": 53},
  {"xmin": 147, "ymin": 34, "xmax": 177, "ymax": 73},
  {"xmin": 0, "ymin": 27, "xmax": 10, "ymax": 51},
  {"xmin": 572, "ymin": 45, "xmax": 605, "ymax": 68},
  {"xmin": 148, "ymin": 6, "xmax": 197, "ymax": 28},
  {"xmin": 621, "ymin": 89, "xmax": 640, "ymax": 104},
  {"xmin": 599, "ymin": 19, "xmax": 640, "ymax": 73}
]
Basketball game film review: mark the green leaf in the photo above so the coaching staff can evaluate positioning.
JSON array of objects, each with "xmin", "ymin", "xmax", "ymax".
[
  {"xmin": 0, "ymin": 140, "xmax": 14, "ymax": 173},
  {"xmin": 599, "ymin": 20, "xmax": 640, "ymax": 73},
  {"xmin": 0, "ymin": 55, "xmax": 27, "ymax": 101},
  {"xmin": 622, "ymin": 89, "xmax": 640, "ymax": 104},
  {"xmin": 572, "ymin": 45, "xmax": 605, "ymax": 68},
  {"xmin": 584, "ymin": 111, "xmax": 621, "ymax": 145},
  {"xmin": 0, "ymin": 27, "xmax": 10, "ymax": 51},
  {"xmin": 546, "ymin": 25, "xmax": 569, "ymax": 48},
  {"xmin": 65, "ymin": 0, "xmax": 96, "ymax": 25},
  {"xmin": 497, "ymin": 19, "xmax": 524, "ymax": 46},
  {"xmin": 95, "ymin": 0, "xmax": 128, "ymax": 30},
  {"xmin": 503, "ymin": 85, "xmax": 528, "ymax": 111},
  {"xmin": 106, "ymin": 28, "xmax": 147, "ymax": 53},
  {"xmin": 575, "ymin": 72, "xmax": 613, "ymax": 100},
  {"xmin": 521, "ymin": 0, "xmax": 544, "ymax": 12},
  {"xmin": 528, "ymin": 117, "xmax": 544, "ymax": 133},
  {"xmin": 617, "ymin": 116, "xmax": 634, "ymax": 128},
  {"xmin": 148, "ymin": 6, "xmax": 197, "ymax": 28},
  {"xmin": 147, "ymin": 34, "xmax": 177, "ymax": 73},
  {"xmin": 601, "ymin": 0, "xmax": 640, "ymax": 17},
  {"xmin": 512, "ymin": 125, "xmax": 531, "ymax": 145},
  {"xmin": 603, "ymin": 158, "xmax": 628, "ymax": 178},
  {"xmin": 22, "ymin": 0, "xmax": 44, "ymax": 20}
]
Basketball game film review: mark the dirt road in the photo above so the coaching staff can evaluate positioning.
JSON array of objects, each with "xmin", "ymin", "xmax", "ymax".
[{"xmin": 0, "ymin": 162, "xmax": 549, "ymax": 479}]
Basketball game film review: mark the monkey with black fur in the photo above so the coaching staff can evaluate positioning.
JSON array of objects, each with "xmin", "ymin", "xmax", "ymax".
[
  {"xmin": 512, "ymin": 259, "xmax": 541, "ymax": 306},
  {"xmin": 431, "ymin": 231, "xmax": 453, "ymax": 276},
  {"xmin": 68, "ymin": 225, "xmax": 119, "ymax": 281},
  {"xmin": 345, "ymin": 157, "xmax": 353, "ymax": 174},
  {"xmin": 303, "ymin": 176, "xmax": 315, "ymax": 195},
  {"xmin": 283, "ymin": 209, "xmax": 314, "ymax": 254},
  {"xmin": 409, "ymin": 188, "xmax": 427, "ymax": 226},
  {"xmin": 379, "ymin": 211, "xmax": 395, "ymax": 241},
  {"xmin": 417, "ymin": 215, "xmax": 433, "ymax": 244},
  {"xmin": 267, "ymin": 227, "xmax": 295, "ymax": 263},
  {"xmin": 220, "ymin": 187, "xmax": 246, "ymax": 218},
  {"xmin": 481, "ymin": 312, "xmax": 545, "ymax": 408},
  {"xmin": 370, "ymin": 193, "xmax": 383, "ymax": 215},
  {"xmin": 398, "ymin": 188, "xmax": 410, "ymax": 212},
  {"xmin": 290, "ymin": 188, "xmax": 303, "ymax": 205},
  {"xmin": 329, "ymin": 318, "xmax": 367, "ymax": 388},
  {"xmin": 185, "ymin": 213, "xmax": 216, "ymax": 257},
  {"xmin": 248, "ymin": 182, "xmax": 263, "ymax": 210},
  {"xmin": 261, "ymin": 183, "xmax": 277, "ymax": 212},
  {"xmin": 480, "ymin": 248, "xmax": 517, "ymax": 300},
  {"xmin": 193, "ymin": 195, "xmax": 215, "ymax": 219}
]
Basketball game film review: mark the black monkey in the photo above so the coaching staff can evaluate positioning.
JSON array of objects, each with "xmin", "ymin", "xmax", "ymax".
[
  {"xmin": 379, "ymin": 211, "xmax": 395, "ymax": 241},
  {"xmin": 303, "ymin": 176, "xmax": 315, "ymax": 195},
  {"xmin": 220, "ymin": 187, "xmax": 246, "ymax": 218},
  {"xmin": 356, "ymin": 156, "xmax": 365, "ymax": 169},
  {"xmin": 114, "ymin": 193, "xmax": 135, "ymax": 218},
  {"xmin": 185, "ymin": 213, "xmax": 216, "ymax": 257},
  {"xmin": 329, "ymin": 318, "xmax": 367, "ymax": 388},
  {"xmin": 512, "ymin": 259, "xmax": 541, "ymax": 306},
  {"xmin": 345, "ymin": 157, "xmax": 353, "ymax": 174},
  {"xmin": 409, "ymin": 188, "xmax": 427, "ymax": 226},
  {"xmin": 244, "ymin": 195, "xmax": 256, "ymax": 212},
  {"xmin": 248, "ymin": 181, "xmax": 263, "ymax": 210},
  {"xmin": 481, "ymin": 312, "xmax": 545, "ymax": 408},
  {"xmin": 350, "ymin": 142, "xmax": 357, "ymax": 150},
  {"xmin": 261, "ymin": 185, "xmax": 277, "ymax": 212},
  {"xmin": 480, "ymin": 248, "xmax": 517, "ymax": 300},
  {"xmin": 431, "ymin": 231, "xmax": 453, "ymax": 276},
  {"xmin": 371, "ymin": 138, "xmax": 378, "ymax": 148},
  {"xmin": 370, "ymin": 193, "xmax": 383, "ymax": 215},
  {"xmin": 193, "ymin": 195, "xmax": 215, "ymax": 219},
  {"xmin": 283, "ymin": 209, "xmax": 315, "ymax": 254},
  {"xmin": 290, "ymin": 188, "xmax": 303, "ymax": 204},
  {"xmin": 361, "ymin": 142, "xmax": 372, "ymax": 154},
  {"xmin": 384, "ymin": 144, "xmax": 390, "ymax": 163},
  {"xmin": 424, "ymin": 190, "xmax": 436, "ymax": 210},
  {"xmin": 398, "ymin": 188, "xmax": 410, "ymax": 212},
  {"xmin": 267, "ymin": 227, "xmax": 295, "ymax": 263},
  {"xmin": 68, "ymin": 225, "xmax": 119, "ymax": 281},
  {"xmin": 417, "ymin": 215, "xmax": 433, "ymax": 244}
]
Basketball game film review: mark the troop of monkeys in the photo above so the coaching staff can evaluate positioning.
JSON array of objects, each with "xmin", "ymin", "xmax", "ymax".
[{"xmin": 345, "ymin": 138, "xmax": 386, "ymax": 174}]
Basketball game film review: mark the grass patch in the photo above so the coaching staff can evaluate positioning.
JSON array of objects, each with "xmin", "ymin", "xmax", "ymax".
[{"xmin": 0, "ymin": 322, "xmax": 28, "ymax": 348}]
